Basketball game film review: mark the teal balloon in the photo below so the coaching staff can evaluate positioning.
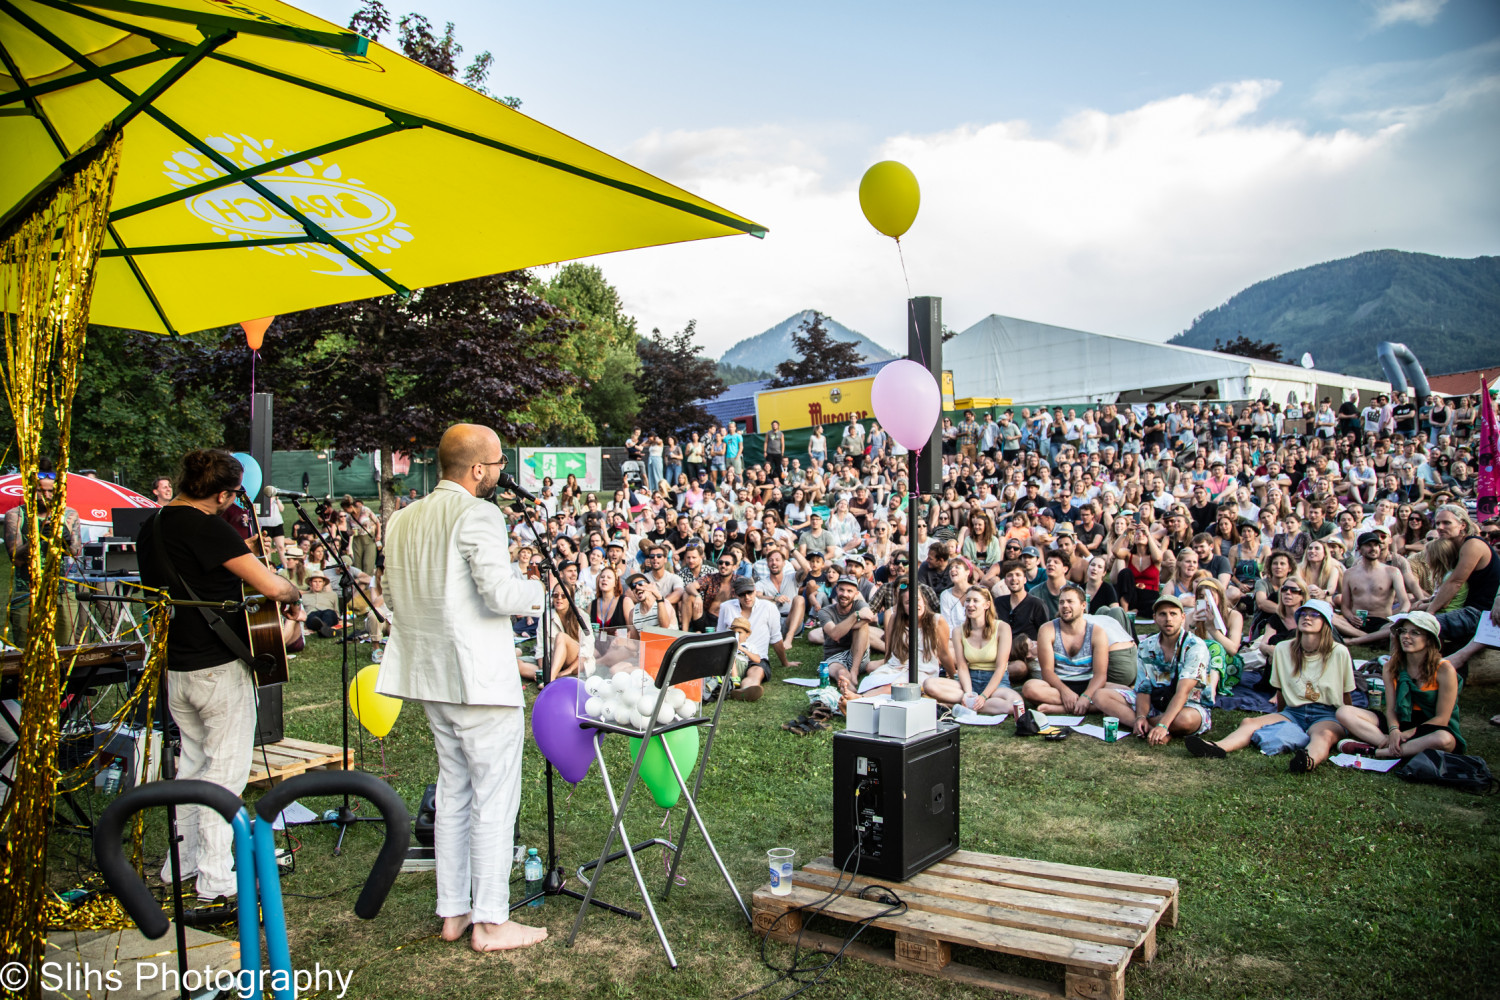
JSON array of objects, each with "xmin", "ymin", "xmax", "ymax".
[
  {"xmin": 627, "ymin": 727, "xmax": 700, "ymax": 809},
  {"xmin": 231, "ymin": 452, "xmax": 262, "ymax": 500}
]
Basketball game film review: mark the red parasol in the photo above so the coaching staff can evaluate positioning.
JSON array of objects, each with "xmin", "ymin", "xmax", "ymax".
[{"xmin": 0, "ymin": 474, "xmax": 157, "ymax": 533}]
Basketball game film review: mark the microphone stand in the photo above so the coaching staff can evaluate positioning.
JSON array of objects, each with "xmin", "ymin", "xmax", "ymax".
[
  {"xmin": 292, "ymin": 504, "xmax": 388, "ymax": 855},
  {"xmin": 499, "ymin": 487, "xmax": 639, "ymax": 921}
]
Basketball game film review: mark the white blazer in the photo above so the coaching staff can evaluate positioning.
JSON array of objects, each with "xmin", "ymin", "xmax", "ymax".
[{"xmin": 376, "ymin": 480, "xmax": 544, "ymax": 707}]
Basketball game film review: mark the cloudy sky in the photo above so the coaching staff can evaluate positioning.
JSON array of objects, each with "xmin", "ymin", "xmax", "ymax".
[{"xmin": 300, "ymin": 0, "xmax": 1500, "ymax": 356}]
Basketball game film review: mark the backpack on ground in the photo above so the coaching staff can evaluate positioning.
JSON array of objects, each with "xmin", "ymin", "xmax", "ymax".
[{"xmin": 1397, "ymin": 749, "xmax": 1496, "ymax": 794}]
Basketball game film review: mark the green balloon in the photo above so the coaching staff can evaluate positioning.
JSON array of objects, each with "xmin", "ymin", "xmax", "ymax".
[{"xmin": 627, "ymin": 726, "xmax": 700, "ymax": 809}]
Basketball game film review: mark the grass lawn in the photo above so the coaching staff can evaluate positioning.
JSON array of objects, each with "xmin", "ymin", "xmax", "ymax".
[{"xmin": 46, "ymin": 631, "xmax": 1500, "ymax": 1000}]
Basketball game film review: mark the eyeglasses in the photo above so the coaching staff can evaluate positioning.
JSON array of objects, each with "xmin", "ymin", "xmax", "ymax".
[
  {"xmin": 478, "ymin": 456, "xmax": 508, "ymax": 468},
  {"xmin": 894, "ymin": 558, "xmax": 910, "ymax": 566},
  {"xmin": 1280, "ymin": 586, "xmax": 1306, "ymax": 595},
  {"xmin": 718, "ymin": 560, "xmax": 734, "ymax": 567}
]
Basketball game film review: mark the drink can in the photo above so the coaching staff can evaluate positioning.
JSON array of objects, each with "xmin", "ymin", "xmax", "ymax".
[
  {"xmin": 1103, "ymin": 717, "xmax": 1119, "ymax": 743},
  {"xmin": 1355, "ymin": 610, "xmax": 1369, "ymax": 626},
  {"xmin": 817, "ymin": 661, "xmax": 830, "ymax": 687},
  {"xmin": 1367, "ymin": 677, "xmax": 1384, "ymax": 711}
]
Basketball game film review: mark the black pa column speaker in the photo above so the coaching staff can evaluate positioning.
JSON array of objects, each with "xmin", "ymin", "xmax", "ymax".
[{"xmin": 907, "ymin": 296, "xmax": 943, "ymax": 494}]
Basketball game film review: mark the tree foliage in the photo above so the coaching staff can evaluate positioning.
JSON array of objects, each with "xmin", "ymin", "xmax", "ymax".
[
  {"xmin": 634, "ymin": 321, "xmax": 723, "ymax": 438},
  {"xmin": 766, "ymin": 310, "xmax": 868, "ymax": 388},
  {"xmin": 172, "ymin": 274, "xmax": 578, "ymax": 509},
  {"xmin": 1211, "ymin": 334, "xmax": 1284, "ymax": 363},
  {"xmin": 533, "ymin": 264, "xmax": 639, "ymax": 443},
  {"xmin": 0, "ymin": 328, "xmax": 225, "ymax": 490},
  {"xmin": 348, "ymin": 0, "xmax": 520, "ymax": 107},
  {"xmin": 716, "ymin": 362, "xmax": 770, "ymax": 386}
]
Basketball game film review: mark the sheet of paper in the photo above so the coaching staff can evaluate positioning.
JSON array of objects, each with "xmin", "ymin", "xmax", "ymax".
[
  {"xmin": 271, "ymin": 800, "xmax": 318, "ymax": 830},
  {"xmin": 1073, "ymin": 723, "xmax": 1131, "ymax": 741},
  {"xmin": 1330, "ymin": 753, "xmax": 1399, "ymax": 772},
  {"xmin": 857, "ymin": 673, "xmax": 893, "ymax": 694},
  {"xmin": 781, "ymin": 677, "xmax": 820, "ymax": 687},
  {"xmin": 1045, "ymin": 715, "xmax": 1086, "ymax": 727},
  {"xmin": 952, "ymin": 705, "xmax": 1008, "ymax": 726},
  {"xmin": 1472, "ymin": 612, "xmax": 1500, "ymax": 649}
]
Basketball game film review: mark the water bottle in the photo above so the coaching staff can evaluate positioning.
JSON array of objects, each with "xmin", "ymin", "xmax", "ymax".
[
  {"xmin": 102, "ymin": 760, "xmax": 124, "ymax": 795},
  {"xmin": 524, "ymin": 848, "xmax": 545, "ymax": 907},
  {"xmin": 370, "ymin": 645, "xmax": 384, "ymax": 663},
  {"xmin": 817, "ymin": 661, "xmax": 830, "ymax": 688}
]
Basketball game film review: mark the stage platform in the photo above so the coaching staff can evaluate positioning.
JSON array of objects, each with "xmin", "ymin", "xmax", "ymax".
[{"xmin": 752, "ymin": 849, "xmax": 1179, "ymax": 1000}]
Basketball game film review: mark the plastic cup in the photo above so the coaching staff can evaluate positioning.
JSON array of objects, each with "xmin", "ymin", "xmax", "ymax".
[
  {"xmin": 768, "ymin": 848, "xmax": 795, "ymax": 895},
  {"xmin": 1103, "ymin": 717, "xmax": 1119, "ymax": 743}
]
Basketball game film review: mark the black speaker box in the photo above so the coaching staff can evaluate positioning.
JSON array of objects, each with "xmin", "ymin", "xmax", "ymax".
[
  {"xmin": 832, "ymin": 723, "xmax": 960, "ymax": 881},
  {"xmin": 254, "ymin": 684, "xmax": 284, "ymax": 746}
]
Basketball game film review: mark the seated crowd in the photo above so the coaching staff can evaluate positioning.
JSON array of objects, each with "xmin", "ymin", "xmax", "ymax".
[{"xmin": 506, "ymin": 392, "xmax": 1497, "ymax": 769}]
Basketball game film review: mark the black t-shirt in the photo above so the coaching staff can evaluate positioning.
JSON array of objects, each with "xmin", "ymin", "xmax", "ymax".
[
  {"xmin": 1075, "ymin": 522, "xmax": 1106, "ymax": 552},
  {"xmin": 996, "ymin": 593, "xmax": 1048, "ymax": 641},
  {"xmin": 1393, "ymin": 403, "xmax": 1416, "ymax": 431},
  {"xmin": 1087, "ymin": 581, "xmax": 1119, "ymax": 614},
  {"xmin": 137, "ymin": 507, "xmax": 252, "ymax": 670},
  {"xmin": 1188, "ymin": 502, "xmax": 1217, "ymax": 534},
  {"xmin": 1142, "ymin": 415, "xmax": 1166, "ymax": 448}
]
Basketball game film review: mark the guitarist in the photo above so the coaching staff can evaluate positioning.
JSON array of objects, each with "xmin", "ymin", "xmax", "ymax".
[{"xmin": 136, "ymin": 449, "xmax": 300, "ymax": 903}]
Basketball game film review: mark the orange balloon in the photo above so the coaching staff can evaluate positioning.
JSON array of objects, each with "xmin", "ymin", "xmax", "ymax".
[{"xmin": 240, "ymin": 316, "xmax": 274, "ymax": 350}]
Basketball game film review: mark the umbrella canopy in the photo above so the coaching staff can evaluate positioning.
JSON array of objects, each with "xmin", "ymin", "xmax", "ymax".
[
  {"xmin": 0, "ymin": 472, "xmax": 156, "ymax": 534},
  {"xmin": 0, "ymin": 0, "xmax": 765, "ymax": 335}
]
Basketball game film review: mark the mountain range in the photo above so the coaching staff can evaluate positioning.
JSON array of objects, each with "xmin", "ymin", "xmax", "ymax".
[
  {"xmin": 718, "ymin": 310, "xmax": 896, "ymax": 375},
  {"xmin": 1169, "ymin": 250, "xmax": 1500, "ymax": 379}
]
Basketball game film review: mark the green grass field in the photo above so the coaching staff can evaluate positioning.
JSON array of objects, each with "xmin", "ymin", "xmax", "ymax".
[{"xmin": 46, "ymin": 631, "xmax": 1500, "ymax": 1000}]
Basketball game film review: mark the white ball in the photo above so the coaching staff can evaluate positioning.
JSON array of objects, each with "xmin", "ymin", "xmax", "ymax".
[
  {"xmin": 665, "ymin": 688, "xmax": 686, "ymax": 709},
  {"xmin": 611, "ymin": 673, "xmax": 632, "ymax": 693},
  {"xmin": 630, "ymin": 711, "xmax": 650, "ymax": 731},
  {"xmin": 584, "ymin": 676, "xmax": 604, "ymax": 696},
  {"xmin": 679, "ymin": 700, "xmax": 700, "ymax": 719},
  {"xmin": 637, "ymin": 694, "xmax": 658, "ymax": 717},
  {"xmin": 630, "ymin": 668, "xmax": 648, "ymax": 687},
  {"xmin": 606, "ymin": 702, "xmax": 627, "ymax": 724},
  {"xmin": 584, "ymin": 697, "xmax": 603, "ymax": 719},
  {"xmin": 657, "ymin": 705, "xmax": 676, "ymax": 725}
]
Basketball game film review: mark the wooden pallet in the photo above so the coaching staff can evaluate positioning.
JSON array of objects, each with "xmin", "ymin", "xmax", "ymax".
[
  {"xmin": 751, "ymin": 849, "xmax": 1178, "ymax": 1000},
  {"xmin": 247, "ymin": 738, "xmax": 354, "ymax": 787}
]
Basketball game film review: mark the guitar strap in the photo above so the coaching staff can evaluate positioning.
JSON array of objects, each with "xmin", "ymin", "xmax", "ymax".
[{"xmin": 147, "ymin": 509, "xmax": 264, "ymax": 674}]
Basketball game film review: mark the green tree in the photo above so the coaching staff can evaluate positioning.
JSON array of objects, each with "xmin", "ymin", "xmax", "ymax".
[
  {"xmin": 0, "ymin": 327, "xmax": 225, "ymax": 490},
  {"xmin": 635, "ymin": 321, "xmax": 723, "ymax": 438},
  {"xmin": 534, "ymin": 264, "xmax": 639, "ymax": 443},
  {"xmin": 715, "ymin": 362, "xmax": 770, "ymax": 385},
  {"xmin": 766, "ymin": 310, "xmax": 868, "ymax": 388}
]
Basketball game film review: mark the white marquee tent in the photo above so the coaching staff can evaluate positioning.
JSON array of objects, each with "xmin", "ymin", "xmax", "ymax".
[{"xmin": 946, "ymin": 315, "xmax": 1389, "ymax": 407}]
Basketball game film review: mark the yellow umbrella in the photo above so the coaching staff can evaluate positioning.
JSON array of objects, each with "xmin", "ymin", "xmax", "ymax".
[{"xmin": 0, "ymin": 0, "xmax": 766, "ymax": 335}]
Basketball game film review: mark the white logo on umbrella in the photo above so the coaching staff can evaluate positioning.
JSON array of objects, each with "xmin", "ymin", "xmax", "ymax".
[{"xmin": 163, "ymin": 135, "xmax": 414, "ymax": 277}]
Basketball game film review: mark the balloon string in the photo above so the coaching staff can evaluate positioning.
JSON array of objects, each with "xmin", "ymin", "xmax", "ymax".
[
  {"xmin": 250, "ymin": 349, "xmax": 258, "ymax": 418},
  {"xmin": 896, "ymin": 239, "xmax": 927, "ymax": 370}
]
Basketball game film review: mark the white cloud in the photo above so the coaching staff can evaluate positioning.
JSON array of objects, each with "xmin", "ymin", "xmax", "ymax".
[
  {"xmin": 1370, "ymin": 0, "xmax": 1448, "ymax": 29},
  {"xmin": 586, "ymin": 69, "xmax": 1498, "ymax": 360}
]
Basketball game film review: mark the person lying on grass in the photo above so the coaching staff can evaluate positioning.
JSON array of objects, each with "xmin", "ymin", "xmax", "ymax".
[
  {"xmin": 1335, "ymin": 610, "xmax": 1466, "ymax": 758},
  {"xmin": 1185, "ymin": 599, "xmax": 1353, "ymax": 773},
  {"xmin": 1021, "ymin": 583, "xmax": 1131, "ymax": 715},
  {"xmin": 1093, "ymin": 595, "xmax": 1211, "ymax": 746}
]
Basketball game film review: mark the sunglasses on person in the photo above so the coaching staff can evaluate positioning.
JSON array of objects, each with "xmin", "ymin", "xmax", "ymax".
[
  {"xmin": 1281, "ymin": 585, "xmax": 1306, "ymax": 595},
  {"xmin": 894, "ymin": 558, "xmax": 910, "ymax": 566},
  {"xmin": 718, "ymin": 559, "xmax": 734, "ymax": 567}
]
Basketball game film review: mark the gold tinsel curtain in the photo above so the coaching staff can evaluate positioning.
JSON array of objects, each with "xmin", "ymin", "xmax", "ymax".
[{"xmin": 0, "ymin": 132, "xmax": 123, "ymax": 987}]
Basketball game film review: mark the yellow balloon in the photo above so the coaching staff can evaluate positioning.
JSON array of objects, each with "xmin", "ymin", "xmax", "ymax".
[
  {"xmin": 348, "ymin": 665, "xmax": 401, "ymax": 739},
  {"xmin": 858, "ymin": 161, "xmax": 920, "ymax": 239}
]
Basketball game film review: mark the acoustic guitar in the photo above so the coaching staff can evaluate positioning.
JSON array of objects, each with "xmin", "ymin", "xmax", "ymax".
[{"xmin": 240, "ymin": 495, "xmax": 289, "ymax": 687}]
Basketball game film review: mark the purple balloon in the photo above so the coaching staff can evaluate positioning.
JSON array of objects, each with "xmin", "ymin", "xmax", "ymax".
[
  {"xmin": 871, "ymin": 360, "xmax": 941, "ymax": 451},
  {"xmin": 531, "ymin": 677, "xmax": 596, "ymax": 784}
]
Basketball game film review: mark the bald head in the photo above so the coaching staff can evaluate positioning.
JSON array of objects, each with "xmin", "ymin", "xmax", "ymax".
[{"xmin": 438, "ymin": 424, "xmax": 504, "ymax": 497}]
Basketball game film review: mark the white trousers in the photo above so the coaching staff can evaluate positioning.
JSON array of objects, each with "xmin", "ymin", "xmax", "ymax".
[
  {"xmin": 422, "ymin": 701, "xmax": 524, "ymax": 925},
  {"xmin": 160, "ymin": 660, "xmax": 256, "ymax": 898}
]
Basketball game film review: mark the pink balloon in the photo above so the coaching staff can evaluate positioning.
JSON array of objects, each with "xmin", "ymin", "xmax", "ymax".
[{"xmin": 871, "ymin": 360, "xmax": 941, "ymax": 451}]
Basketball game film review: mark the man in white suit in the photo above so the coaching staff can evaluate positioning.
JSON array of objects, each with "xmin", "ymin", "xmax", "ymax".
[{"xmin": 377, "ymin": 424, "xmax": 547, "ymax": 952}]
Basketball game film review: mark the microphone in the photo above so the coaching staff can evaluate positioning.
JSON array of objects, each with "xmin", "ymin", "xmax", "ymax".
[
  {"xmin": 266, "ymin": 486, "xmax": 316, "ymax": 499},
  {"xmin": 495, "ymin": 471, "xmax": 538, "ymax": 504}
]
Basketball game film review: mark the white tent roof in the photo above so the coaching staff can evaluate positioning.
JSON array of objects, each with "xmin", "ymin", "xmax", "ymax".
[{"xmin": 946, "ymin": 315, "xmax": 1389, "ymax": 406}]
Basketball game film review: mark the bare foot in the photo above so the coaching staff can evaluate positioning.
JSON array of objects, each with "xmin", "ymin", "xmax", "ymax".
[
  {"xmin": 440, "ymin": 913, "xmax": 472, "ymax": 941},
  {"xmin": 471, "ymin": 920, "xmax": 548, "ymax": 952}
]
